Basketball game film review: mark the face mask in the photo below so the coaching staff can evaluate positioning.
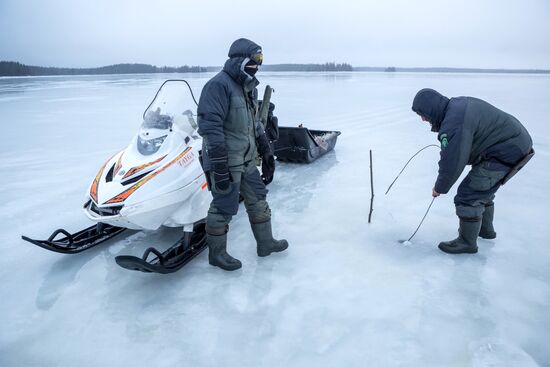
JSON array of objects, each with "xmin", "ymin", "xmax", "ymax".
[{"xmin": 245, "ymin": 66, "xmax": 258, "ymax": 76}]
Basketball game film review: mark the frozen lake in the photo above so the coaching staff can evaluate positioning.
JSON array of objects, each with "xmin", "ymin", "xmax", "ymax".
[{"xmin": 1, "ymin": 72, "xmax": 549, "ymax": 366}]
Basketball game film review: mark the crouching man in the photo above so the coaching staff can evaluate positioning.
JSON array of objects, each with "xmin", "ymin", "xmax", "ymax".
[
  {"xmin": 197, "ymin": 38, "xmax": 288, "ymax": 270},
  {"xmin": 412, "ymin": 88, "xmax": 533, "ymax": 254}
]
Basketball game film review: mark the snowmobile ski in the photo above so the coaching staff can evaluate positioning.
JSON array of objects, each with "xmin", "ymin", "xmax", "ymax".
[
  {"xmin": 115, "ymin": 222, "xmax": 207, "ymax": 274},
  {"xmin": 22, "ymin": 223, "xmax": 126, "ymax": 254}
]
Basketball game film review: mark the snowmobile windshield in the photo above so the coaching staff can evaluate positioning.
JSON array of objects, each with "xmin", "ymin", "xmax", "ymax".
[
  {"xmin": 142, "ymin": 109, "xmax": 173, "ymax": 130},
  {"xmin": 142, "ymin": 80, "xmax": 199, "ymax": 135}
]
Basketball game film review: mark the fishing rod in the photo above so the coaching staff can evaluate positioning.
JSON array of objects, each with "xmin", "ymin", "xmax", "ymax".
[
  {"xmin": 399, "ymin": 197, "xmax": 436, "ymax": 245},
  {"xmin": 385, "ymin": 144, "xmax": 439, "ymax": 195},
  {"xmin": 386, "ymin": 144, "xmax": 440, "ymax": 244}
]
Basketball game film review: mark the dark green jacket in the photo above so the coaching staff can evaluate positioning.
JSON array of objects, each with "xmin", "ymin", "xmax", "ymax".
[
  {"xmin": 197, "ymin": 40, "xmax": 263, "ymax": 171},
  {"xmin": 412, "ymin": 89, "xmax": 533, "ymax": 194}
]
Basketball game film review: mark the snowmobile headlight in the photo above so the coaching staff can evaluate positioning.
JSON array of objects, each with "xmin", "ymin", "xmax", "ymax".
[{"xmin": 137, "ymin": 135, "xmax": 167, "ymax": 155}]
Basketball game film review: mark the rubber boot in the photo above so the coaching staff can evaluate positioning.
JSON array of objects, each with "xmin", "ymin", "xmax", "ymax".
[
  {"xmin": 438, "ymin": 217, "xmax": 482, "ymax": 254},
  {"xmin": 206, "ymin": 226, "xmax": 241, "ymax": 271},
  {"xmin": 479, "ymin": 203, "xmax": 496, "ymax": 239},
  {"xmin": 251, "ymin": 220, "xmax": 289, "ymax": 257}
]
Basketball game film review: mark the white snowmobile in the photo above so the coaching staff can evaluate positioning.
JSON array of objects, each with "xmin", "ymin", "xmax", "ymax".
[{"xmin": 23, "ymin": 80, "xmax": 212, "ymax": 273}]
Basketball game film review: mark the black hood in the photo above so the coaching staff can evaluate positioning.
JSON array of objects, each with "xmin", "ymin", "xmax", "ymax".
[
  {"xmin": 412, "ymin": 88, "xmax": 450, "ymax": 132},
  {"xmin": 223, "ymin": 38, "xmax": 262, "ymax": 87},
  {"xmin": 227, "ymin": 38, "xmax": 262, "ymax": 59}
]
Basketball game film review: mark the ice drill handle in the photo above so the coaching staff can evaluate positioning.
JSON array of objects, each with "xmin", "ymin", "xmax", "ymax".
[{"xmin": 259, "ymin": 85, "xmax": 273, "ymax": 128}]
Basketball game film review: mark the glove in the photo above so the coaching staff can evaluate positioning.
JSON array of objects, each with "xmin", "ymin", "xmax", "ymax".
[
  {"xmin": 208, "ymin": 145, "xmax": 232, "ymax": 192},
  {"xmin": 261, "ymin": 153, "xmax": 275, "ymax": 185}
]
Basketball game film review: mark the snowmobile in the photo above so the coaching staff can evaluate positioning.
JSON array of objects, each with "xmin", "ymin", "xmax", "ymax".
[
  {"xmin": 22, "ymin": 80, "xmax": 211, "ymax": 273},
  {"xmin": 22, "ymin": 79, "xmax": 340, "ymax": 274}
]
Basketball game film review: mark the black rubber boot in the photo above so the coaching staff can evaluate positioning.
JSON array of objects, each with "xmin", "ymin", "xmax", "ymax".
[
  {"xmin": 479, "ymin": 203, "xmax": 496, "ymax": 239},
  {"xmin": 206, "ymin": 226, "xmax": 241, "ymax": 271},
  {"xmin": 251, "ymin": 220, "xmax": 289, "ymax": 257},
  {"xmin": 438, "ymin": 217, "xmax": 481, "ymax": 254}
]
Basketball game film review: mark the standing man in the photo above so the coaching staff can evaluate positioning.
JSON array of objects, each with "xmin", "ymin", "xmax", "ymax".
[
  {"xmin": 412, "ymin": 88, "xmax": 533, "ymax": 254},
  {"xmin": 197, "ymin": 38, "xmax": 288, "ymax": 271}
]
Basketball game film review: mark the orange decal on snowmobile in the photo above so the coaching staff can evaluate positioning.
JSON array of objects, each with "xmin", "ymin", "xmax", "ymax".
[
  {"xmin": 123, "ymin": 155, "xmax": 167, "ymax": 180},
  {"xmin": 90, "ymin": 152, "xmax": 118, "ymax": 203},
  {"xmin": 104, "ymin": 148, "xmax": 191, "ymax": 205}
]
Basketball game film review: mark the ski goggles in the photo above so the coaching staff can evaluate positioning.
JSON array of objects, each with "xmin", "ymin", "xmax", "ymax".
[{"xmin": 249, "ymin": 52, "xmax": 263, "ymax": 65}]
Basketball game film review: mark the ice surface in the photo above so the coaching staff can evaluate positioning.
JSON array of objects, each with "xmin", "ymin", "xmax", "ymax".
[{"xmin": 1, "ymin": 72, "xmax": 549, "ymax": 367}]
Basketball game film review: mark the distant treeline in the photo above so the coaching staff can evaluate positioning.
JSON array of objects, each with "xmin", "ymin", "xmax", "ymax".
[
  {"xmin": 0, "ymin": 61, "xmax": 207, "ymax": 76},
  {"xmin": 3, "ymin": 61, "xmax": 548, "ymax": 76},
  {"xmin": 204, "ymin": 63, "xmax": 354, "ymax": 72},
  {"xmin": 0, "ymin": 61, "xmax": 353, "ymax": 76},
  {"xmin": 356, "ymin": 66, "xmax": 550, "ymax": 74},
  {"xmin": 262, "ymin": 62, "xmax": 353, "ymax": 72}
]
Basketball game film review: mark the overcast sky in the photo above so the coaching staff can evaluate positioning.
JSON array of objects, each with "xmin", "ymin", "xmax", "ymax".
[{"xmin": 1, "ymin": 0, "xmax": 550, "ymax": 69}]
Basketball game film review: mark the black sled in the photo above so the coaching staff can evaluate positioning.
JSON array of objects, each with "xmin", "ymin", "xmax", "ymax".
[{"xmin": 274, "ymin": 126, "xmax": 341, "ymax": 163}]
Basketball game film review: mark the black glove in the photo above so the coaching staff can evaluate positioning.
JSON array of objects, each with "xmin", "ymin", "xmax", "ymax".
[
  {"xmin": 261, "ymin": 153, "xmax": 275, "ymax": 185},
  {"xmin": 208, "ymin": 145, "xmax": 231, "ymax": 192}
]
